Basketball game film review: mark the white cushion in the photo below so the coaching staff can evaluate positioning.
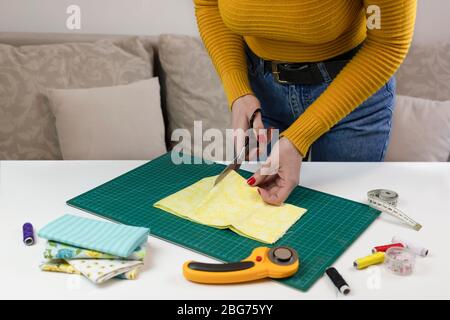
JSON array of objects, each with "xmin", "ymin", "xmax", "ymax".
[
  {"xmin": 385, "ymin": 95, "xmax": 450, "ymax": 162},
  {"xmin": 47, "ymin": 78, "xmax": 166, "ymax": 160}
]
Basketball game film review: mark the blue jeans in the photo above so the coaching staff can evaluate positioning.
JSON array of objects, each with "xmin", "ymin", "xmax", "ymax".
[{"xmin": 245, "ymin": 45, "xmax": 396, "ymax": 161}]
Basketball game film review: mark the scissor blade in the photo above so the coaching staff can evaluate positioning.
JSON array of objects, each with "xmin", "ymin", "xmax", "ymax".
[
  {"xmin": 213, "ymin": 144, "xmax": 247, "ymax": 187},
  {"xmin": 213, "ymin": 163, "xmax": 241, "ymax": 186}
]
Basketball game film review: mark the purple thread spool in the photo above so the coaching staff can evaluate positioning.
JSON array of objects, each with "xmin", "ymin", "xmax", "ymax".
[{"xmin": 23, "ymin": 223, "xmax": 35, "ymax": 246}]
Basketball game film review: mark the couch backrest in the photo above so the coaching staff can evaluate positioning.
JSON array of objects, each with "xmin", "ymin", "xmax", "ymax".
[
  {"xmin": 1, "ymin": 32, "xmax": 449, "ymax": 161},
  {"xmin": 3, "ymin": 31, "xmax": 449, "ymax": 101},
  {"xmin": 0, "ymin": 32, "xmax": 161, "ymax": 76}
]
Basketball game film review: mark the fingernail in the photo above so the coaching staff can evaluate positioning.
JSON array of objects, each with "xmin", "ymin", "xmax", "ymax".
[{"xmin": 247, "ymin": 177, "xmax": 256, "ymax": 186}]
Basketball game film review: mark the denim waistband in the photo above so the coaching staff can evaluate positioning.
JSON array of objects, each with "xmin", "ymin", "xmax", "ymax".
[{"xmin": 244, "ymin": 42, "xmax": 363, "ymax": 84}]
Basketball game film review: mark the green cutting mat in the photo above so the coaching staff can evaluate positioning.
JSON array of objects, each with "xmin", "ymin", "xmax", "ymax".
[{"xmin": 67, "ymin": 152, "xmax": 380, "ymax": 291}]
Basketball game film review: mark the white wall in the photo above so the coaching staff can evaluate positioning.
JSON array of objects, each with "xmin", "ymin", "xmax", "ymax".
[
  {"xmin": 0, "ymin": 0, "xmax": 448, "ymax": 45},
  {"xmin": 413, "ymin": 0, "xmax": 450, "ymax": 44},
  {"xmin": 0, "ymin": 0, "xmax": 199, "ymax": 36}
]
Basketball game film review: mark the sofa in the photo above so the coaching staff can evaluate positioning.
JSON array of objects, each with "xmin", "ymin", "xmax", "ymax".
[{"xmin": 0, "ymin": 32, "xmax": 449, "ymax": 161}]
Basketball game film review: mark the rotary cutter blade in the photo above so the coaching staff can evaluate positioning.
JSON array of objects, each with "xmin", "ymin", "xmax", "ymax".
[{"xmin": 183, "ymin": 246, "xmax": 299, "ymax": 284}]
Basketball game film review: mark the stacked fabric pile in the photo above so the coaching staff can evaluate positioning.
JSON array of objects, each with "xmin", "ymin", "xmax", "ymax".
[{"xmin": 38, "ymin": 214, "xmax": 149, "ymax": 284}]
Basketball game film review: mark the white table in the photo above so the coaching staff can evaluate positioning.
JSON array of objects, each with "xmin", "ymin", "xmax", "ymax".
[{"xmin": 0, "ymin": 160, "xmax": 449, "ymax": 300}]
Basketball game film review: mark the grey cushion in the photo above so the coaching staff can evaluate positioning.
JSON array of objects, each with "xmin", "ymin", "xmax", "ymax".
[
  {"xmin": 0, "ymin": 37, "xmax": 153, "ymax": 159},
  {"xmin": 396, "ymin": 42, "xmax": 450, "ymax": 101},
  {"xmin": 158, "ymin": 34, "xmax": 231, "ymax": 159}
]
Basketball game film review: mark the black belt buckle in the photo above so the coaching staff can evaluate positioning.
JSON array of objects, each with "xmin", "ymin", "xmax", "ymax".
[{"xmin": 271, "ymin": 61, "xmax": 310, "ymax": 84}]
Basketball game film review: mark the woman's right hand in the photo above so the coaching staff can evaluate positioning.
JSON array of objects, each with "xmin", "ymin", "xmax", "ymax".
[{"xmin": 231, "ymin": 95, "xmax": 266, "ymax": 160}]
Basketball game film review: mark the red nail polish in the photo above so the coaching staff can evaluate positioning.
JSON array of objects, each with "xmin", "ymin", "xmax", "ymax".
[{"xmin": 247, "ymin": 177, "xmax": 256, "ymax": 185}]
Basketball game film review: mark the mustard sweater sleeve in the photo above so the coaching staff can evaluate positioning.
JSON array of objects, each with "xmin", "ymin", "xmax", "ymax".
[
  {"xmin": 194, "ymin": 0, "xmax": 253, "ymax": 106},
  {"xmin": 283, "ymin": 0, "xmax": 417, "ymax": 155}
]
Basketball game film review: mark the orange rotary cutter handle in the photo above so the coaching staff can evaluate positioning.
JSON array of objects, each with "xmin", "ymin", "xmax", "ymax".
[{"xmin": 183, "ymin": 246, "xmax": 299, "ymax": 284}]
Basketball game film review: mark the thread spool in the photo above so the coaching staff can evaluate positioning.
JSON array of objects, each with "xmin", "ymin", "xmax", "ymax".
[
  {"xmin": 353, "ymin": 252, "xmax": 385, "ymax": 270},
  {"xmin": 392, "ymin": 236, "xmax": 428, "ymax": 257},
  {"xmin": 22, "ymin": 223, "xmax": 35, "ymax": 246},
  {"xmin": 372, "ymin": 243, "xmax": 404, "ymax": 253},
  {"xmin": 325, "ymin": 267, "xmax": 350, "ymax": 295}
]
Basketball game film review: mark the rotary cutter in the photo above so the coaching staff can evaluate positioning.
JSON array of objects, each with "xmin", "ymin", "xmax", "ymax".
[{"xmin": 183, "ymin": 246, "xmax": 299, "ymax": 284}]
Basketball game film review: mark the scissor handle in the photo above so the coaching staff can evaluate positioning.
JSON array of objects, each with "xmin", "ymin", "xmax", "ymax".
[{"xmin": 249, "ymin": 108, "xmax": 261, "ymax": 130}]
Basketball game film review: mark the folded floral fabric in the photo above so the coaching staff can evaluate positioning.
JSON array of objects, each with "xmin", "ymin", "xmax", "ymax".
[
  {"xmin": 40, "ymin": 260, "xmax": 141, "ymax": 280},
  {"xmin": 43, "ymin": 241, "xmax": 147, "ymax": 261},
  {"xmin": 40, "ymin": 237, "xmax": 148, "ymax": 283},
  {"xmin": 38, "ymin": 214, "xmax": 149, "ymax": 258},
  {"xmin": 117, "ymin": 267, "xmax": 140, "ymax": 280},
  {"xmin": 40, "ymin": 260, "xmax": 81, "ymax": 275},
  {"xmin": 66, "ymin": 259, "xmax": 143, "ymax": 284},
  {"xmin": 154, "ymin": 171, "xmax": 307, "ymax": 244}
]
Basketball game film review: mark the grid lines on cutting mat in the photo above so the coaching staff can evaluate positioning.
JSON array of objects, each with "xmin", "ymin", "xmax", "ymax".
[{"xmin": 67, "ymin": 152, "xmax": 379, "ymax": 291}]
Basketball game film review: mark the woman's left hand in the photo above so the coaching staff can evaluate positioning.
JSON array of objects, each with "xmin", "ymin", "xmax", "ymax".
[{"xmin": 247, "ymin": 137, "xmax": 303, "ymax": 205}]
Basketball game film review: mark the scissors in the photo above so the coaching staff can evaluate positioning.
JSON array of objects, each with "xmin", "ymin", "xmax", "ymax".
[{"xmin": 213, "ymin": 108, "xmax": 261, "ymax": 187}]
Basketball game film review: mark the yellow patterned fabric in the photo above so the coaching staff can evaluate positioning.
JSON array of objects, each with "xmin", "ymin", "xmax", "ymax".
[
  {"xmin": 154, "ymin": 171, "xmax": 306, "ymax": 244},
  {"xmin": 39, "ymin": 260, "xmax": 141, "ymax": 280},
  {"xmin": 40, "ymin": 260, "xmax": 81, "ymax": 275}
]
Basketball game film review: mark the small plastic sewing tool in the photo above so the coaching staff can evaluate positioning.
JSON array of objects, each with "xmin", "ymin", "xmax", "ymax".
[
  {"xmin": 385, "ymin": 247, "xmax": 415, "ymax": 276},
  {"xmin": 214, "ymin": 109, "xmax": 261, "ymax": 186},
  {"xmin": 183, "ymin": 246, "xmax": 299, "ymax": 284}
]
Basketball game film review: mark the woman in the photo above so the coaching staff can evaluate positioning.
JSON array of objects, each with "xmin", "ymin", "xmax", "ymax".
[{"xmin": 194, "ymin": 0, "xmax": 416, "ymax": 205}]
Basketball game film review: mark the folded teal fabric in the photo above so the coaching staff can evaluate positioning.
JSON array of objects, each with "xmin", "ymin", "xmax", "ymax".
[{"xmin": 38, "ymin": 215, "xmax": 149, "ymax": 258}]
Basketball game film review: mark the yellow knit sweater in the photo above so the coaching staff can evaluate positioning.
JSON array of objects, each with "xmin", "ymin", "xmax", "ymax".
[{"xmin": 194, "ymin": 0, "xmax": 416, "ymax": 155}]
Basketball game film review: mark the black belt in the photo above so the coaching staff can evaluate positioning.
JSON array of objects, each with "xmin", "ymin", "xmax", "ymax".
[{"xmin": 263, "ymin": 43, "xmax": 363, "ymax": 85}]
